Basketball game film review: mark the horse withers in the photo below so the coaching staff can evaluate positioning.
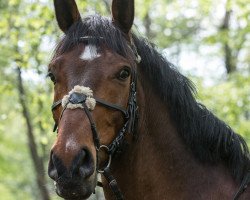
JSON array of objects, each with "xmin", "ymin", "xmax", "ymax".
[{"xmin": 47, "ymin": 0, "xmax": 250, "ymax": 199}]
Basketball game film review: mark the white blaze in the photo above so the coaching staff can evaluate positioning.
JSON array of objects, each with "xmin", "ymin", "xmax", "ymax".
[
  {"xmin": 65, "ymin": 137, "xmax": 78, "ymax": 153},
  {"xmin": 80, "ymin": 45, "xmax": 101, "ymax": 61}
]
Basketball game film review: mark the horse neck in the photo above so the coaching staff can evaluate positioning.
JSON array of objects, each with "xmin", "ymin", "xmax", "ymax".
[{"xmin": 102, "ymin": 75, "xmax": 238, "ymax": 199}]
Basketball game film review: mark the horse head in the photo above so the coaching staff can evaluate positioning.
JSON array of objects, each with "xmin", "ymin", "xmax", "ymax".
[{"xmin": 48, "ymin": 0, "xmax": 138, "ymax": 199}]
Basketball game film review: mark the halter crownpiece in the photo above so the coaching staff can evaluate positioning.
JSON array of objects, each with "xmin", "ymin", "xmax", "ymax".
[{"xmin": 62, "ymin": 85, "xmax": 96, "ymax": 110}]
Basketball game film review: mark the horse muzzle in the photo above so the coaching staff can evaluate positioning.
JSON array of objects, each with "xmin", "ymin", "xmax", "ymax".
[
  {"xmin": 54, "ymin": 179, "xmax": 94, "ymax": 200},
  {"xmin": 48, "ymin": 149, "xmax": 97, "ymax": 199}
]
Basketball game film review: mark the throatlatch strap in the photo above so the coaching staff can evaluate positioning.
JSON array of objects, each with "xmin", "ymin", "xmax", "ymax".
[{"xmin": 103, "ymin": 168, "xmax": 124, "ymax": 200}]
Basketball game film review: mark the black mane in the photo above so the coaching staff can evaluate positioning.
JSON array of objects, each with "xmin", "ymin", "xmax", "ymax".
[
  {"xmin": 133, "ymin": 36, "xmax": 250, "ymax": 182},
  {"xmin": 54, "ymin": 14, "xmax": 250, "ymax": 182}
]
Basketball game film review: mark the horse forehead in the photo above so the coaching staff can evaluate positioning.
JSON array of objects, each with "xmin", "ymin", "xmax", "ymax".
[
  {"xmin": 80, "ymin": 44, "xmax": 101, "ymax": 61},
  {"xmin": 50, "ymin": 45, "xmax": 129, "ymax": 73}
]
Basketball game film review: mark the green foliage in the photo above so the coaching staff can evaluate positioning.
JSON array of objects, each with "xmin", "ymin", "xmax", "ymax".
[
  {"xmin": 0, "ymin": 87, "xmax": 36, "ymax": 199},
  {"xmin": 194, "ymin": 73, "xmax": 250, "ymax": 145},
  {"xmin": 0, "ymin": 0, "xmax": 249, "ymax": 199}
]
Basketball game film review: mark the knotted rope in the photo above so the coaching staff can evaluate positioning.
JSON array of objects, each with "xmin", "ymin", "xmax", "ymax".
[{"xmin": 62, "ymin": 85, "xmax": 96, "ymax": 110}]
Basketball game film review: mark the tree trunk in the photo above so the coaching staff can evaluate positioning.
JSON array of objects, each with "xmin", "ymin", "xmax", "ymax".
[
  {"xmin": 224, "ymin": 42, "xmax": 235, "ymax": 74},
  {"xmin": 16, "ymin": 67, "xmax": 51, "ymax": 200},
  {"xmin": 144, "ymin": 12, "xmax": 153, "ymax": 39},
  {"xmin": 221, "ymin": 6, "xmax": 235, "ymax": 74},
  {"xmin": 37, "ymin": 96, "xmax": 48, "ymax": 162}
]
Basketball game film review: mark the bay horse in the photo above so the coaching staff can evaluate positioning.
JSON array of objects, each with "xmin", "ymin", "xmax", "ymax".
[{"xmin": 47, "ymin": 0, "xmax": 250, "ymax": 199}]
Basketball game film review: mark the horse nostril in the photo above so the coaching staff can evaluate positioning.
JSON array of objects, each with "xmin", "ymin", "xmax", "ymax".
[
  {"xmin": 48, "ymin": 149, "xmax": 94, "ymax": 181},
  {"xmin": 48, "ymin": 152, "xmax": 67, "ymax": 180},
  {"xmin": 72, "ymin": 149, "xmax": 94, "ymax": 179},
  {"xmin": 48, "ymin": 152, "xmax": 58, "ymax": 180}
]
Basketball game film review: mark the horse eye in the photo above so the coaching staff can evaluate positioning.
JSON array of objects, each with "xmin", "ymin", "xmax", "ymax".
[
  {"xmin": 118, "ymin": 67, "xmax": 131, "ymax": 80},
  {"xmin": 47, "ymin": 72, "xmax": 56, "ymax": 84}
]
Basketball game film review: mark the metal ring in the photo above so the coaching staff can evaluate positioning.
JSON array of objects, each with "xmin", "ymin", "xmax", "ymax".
[{"xmin": 97, "ymin": 145, "xmax": 112, "ymax": 173}]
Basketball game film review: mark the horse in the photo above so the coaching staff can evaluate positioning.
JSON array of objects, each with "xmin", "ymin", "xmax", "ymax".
[{"xmin": 47, "ymin": 0, "xmax": 250, "ymax": 199}]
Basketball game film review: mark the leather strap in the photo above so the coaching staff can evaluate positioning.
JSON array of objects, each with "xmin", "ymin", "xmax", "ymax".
[
  {"xmin": 82, "ymin": 103, "xmax": 101, "ymax": 149},
  {"xmin": 51, "ymin": 99, "xmax": 62, "ymax": 111},
  {"xmin": 51, "ymin": 98, "xmax": 128, "ymax": 116},
  {"xmin": 233, "ymin": 172, "xmax": 250, "ymax": 200},
  {"xmin": 108, "ymin": 121, "xmax": 128, "ymax": 156},
  {"xmin": 103, "ymin": 168, "xmax": 124, "ymax": 200},
  {"xmin": 96, "ymin": 98, "xmax": 128, "ymax": 117}
]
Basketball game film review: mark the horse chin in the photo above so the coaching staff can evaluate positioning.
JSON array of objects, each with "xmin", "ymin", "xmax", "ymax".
[{"xmin": 55, "ymin": 175, "xmax": 96, "ymax": 200}]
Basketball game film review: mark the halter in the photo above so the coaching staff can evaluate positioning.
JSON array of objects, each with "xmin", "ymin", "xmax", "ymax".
[{"xmin": 51, "ymin": 36, "xmax": 140, "ymax": 200}]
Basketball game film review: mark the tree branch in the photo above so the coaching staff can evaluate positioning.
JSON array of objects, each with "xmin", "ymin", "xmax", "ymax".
[
  {"xmin": 220, "ymin": 3, "xmax": 235, "ymax": 74},
  {"xmin": 16, "ymin": 67, "xmax": 51, "ymax": 200}
]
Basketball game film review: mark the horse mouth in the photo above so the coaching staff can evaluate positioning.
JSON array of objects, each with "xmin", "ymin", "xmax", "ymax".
[{"xmin": 54, "ymin": 179, "xmax": 95, "ymax": 200}]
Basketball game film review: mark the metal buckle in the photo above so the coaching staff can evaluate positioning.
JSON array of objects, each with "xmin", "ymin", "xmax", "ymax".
[{"xmin": 97, "ymin": 145, "xmax": 112, "ymax": 173}]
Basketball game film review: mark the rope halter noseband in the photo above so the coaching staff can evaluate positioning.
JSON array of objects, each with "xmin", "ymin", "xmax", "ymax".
[{"xmin": 62, "ymin": 86, "xmax": 96, "ymax": 111}]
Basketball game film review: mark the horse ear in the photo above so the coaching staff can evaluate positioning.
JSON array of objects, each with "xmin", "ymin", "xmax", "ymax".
[
  {"xmin": 53, "ymin": 0, "xmax": 81, "ymax": 33},
  {"xmin": 112, "ymin": 0, "xmax": 134, "ymax": 34}
]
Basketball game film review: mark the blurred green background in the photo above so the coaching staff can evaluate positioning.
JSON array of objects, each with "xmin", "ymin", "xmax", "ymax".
[{"xmin": 0, "ymin": 0, "xmax": 249, "ymax": 199}]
